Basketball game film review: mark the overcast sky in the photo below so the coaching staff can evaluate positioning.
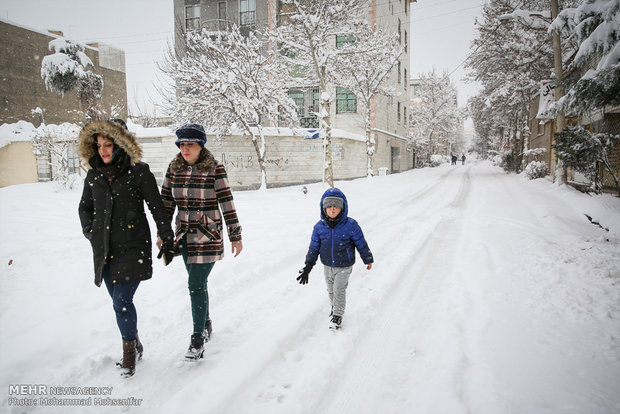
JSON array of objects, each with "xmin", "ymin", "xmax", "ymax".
[
  {"xmin": 1, "ymin": 0, "xmax": 485, "ymax": 115},
  {"xmin": 411, "ymin": 0, "xmax": 486, "ymax": 106}
]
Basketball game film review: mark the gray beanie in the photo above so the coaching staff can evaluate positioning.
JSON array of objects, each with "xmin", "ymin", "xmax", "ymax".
[{"xmin": 323, "ymin": 196, "xmax": 344, "ymax": 210}]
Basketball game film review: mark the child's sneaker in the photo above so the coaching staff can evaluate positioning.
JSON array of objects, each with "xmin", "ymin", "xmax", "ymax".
[{"xmin": 329, "ymin": 315, "xmax": 342, "ymax": 330}]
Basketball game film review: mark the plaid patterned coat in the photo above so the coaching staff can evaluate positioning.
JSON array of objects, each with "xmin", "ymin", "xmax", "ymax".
[{"xmin": 161, "ymin": 149, "xmax": 242, "ymax": 263}]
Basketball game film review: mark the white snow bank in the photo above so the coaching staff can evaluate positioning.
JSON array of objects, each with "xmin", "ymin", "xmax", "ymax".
[{"xmin": 0, "ymin": 161, "xmax": 619, "ymax": 414}]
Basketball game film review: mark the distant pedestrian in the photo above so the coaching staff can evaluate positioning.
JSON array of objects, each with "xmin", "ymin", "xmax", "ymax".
[
  {"xmin": 461, "ymin": 154, "xmax": 466, "ymax": 165},
  {"xmin": 78, "ymin": 119, "xmax": 175, "ymax": 378},
  {"xmin": 158, "ymin": 123, "xmax": 243, "ymax": 360},
  {"xmin": 451, "ymin": 154, "xmax": 457, "ymax": 165},
  {"xmin": 296, "ymin": 188, "xmax": 373, "ymax": 329}
]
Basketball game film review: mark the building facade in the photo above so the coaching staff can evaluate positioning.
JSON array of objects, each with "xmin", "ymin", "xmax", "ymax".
[{"xmin": 172, "ymin": 0, "xmax": 415, "ymax": 177}]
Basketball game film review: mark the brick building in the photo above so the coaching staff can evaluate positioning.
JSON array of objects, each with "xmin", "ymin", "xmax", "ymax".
[{"xmin": 0, "ymin": 18, "xmax": 128, "ymax": 127}]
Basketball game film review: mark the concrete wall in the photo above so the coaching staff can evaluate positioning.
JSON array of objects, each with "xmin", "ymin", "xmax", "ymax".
[
  {"xmin": 138, "ymin": 130, "xmax": 412, "ymax": 190},
  {"xmin": 0, "ymin": 141, "xmax": 38, "ymax": 188}
]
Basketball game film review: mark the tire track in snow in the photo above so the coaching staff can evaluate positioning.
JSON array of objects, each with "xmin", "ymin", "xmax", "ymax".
[
  {"xmin": 203, "ymin": 167, "xmax": 473, "ymax": 414},
  {"xmin": 314, "ymin": 166, "xmax": 475, "ymax": 414}
]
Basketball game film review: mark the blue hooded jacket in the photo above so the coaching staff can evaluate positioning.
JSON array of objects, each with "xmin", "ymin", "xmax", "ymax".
[{"xmin": 305, "ymin": 188, "xmax": 374, "ymax": 268}]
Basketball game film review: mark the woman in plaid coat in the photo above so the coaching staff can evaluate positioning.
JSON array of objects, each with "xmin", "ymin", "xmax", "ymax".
[{"xmin": 158, "ymin": 124, "xmax": 243, "ymax": 360}]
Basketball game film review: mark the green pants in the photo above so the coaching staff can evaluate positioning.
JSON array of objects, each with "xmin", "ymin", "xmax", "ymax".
[{"xmin": 180, "ymin": 239, "xmax": 215, "ymax": 335}]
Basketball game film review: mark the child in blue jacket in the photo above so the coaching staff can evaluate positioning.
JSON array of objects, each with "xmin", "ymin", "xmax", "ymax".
[{"xmin": 297, "ymin": 188, "xmax": 373, "ymax": 329}]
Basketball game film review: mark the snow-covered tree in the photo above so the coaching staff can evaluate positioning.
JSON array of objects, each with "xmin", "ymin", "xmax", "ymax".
[
  {"xmin": 467, "ymin": 95, "xmax": 506, "ymax": 158},
  {"xmin": 408, "ymin": 70, "xmax": 461, "ymax": 165},
  {"xmin": 160, "ymin": 25, "xmax": 298, "ymax": 189},
  {"xmin": 270, "ymin": 0, "xmax": 371, "ymax": 187},
  {"xmin": 31, "ymin": 122, "xmax": 82, "ymax": 190},
  {"xmin": 41, "ymin": 39, "xmax": 103, "ymax": 120},
  {"xmin": 554, "ymin": 125, "xmax": 620, "ymax": 194},
  {"xmin": 333, "ymin": 25, "xmax": 402, "ymax": 176},
  {"xmin": 465, "ymin": 0, "xmax": 580, "ymax": 173},
  {"xmin": 550, "ymin": 0, "xmax": 620, "ymax": 114}
]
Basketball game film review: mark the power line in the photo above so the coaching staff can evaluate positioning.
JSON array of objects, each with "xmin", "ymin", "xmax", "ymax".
[{"xmin": 411, "ymin": 4, "xmax": 484, "ymax": 23}]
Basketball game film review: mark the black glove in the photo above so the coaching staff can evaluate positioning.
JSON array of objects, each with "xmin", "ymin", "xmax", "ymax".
[
  {"xmin": 296, "ymin": 263, "xmax": 314, "ymax": 285},
  {"xmin": 157, "ymin": 242, "xmax": 175, "ymax": 266}
]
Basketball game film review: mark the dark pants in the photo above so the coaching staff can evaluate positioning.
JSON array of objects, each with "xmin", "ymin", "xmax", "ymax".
[
  {"xmin": 180, "ymin": 238, "xmax": 215, "ymax": 335},
  {"xmin": 103, "ymin": 266, "xmax": 140, "ymax": 341}
]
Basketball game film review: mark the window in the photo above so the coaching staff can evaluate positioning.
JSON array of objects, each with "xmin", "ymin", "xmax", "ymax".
[
  {"xmin": 404, "ymin": 30, "xmax": 408, "ymax": 53},
  {"xmin": 68, "ymin": 144, "xmax": 81, "ymax": 175},
  {"xmin": 336, "ymin": 34, "xmax": 355, "ymax": 48},
  {"xmin": 336, "ymin": 87, "xmax": 357, "ymax": 113},
  {"xmin": 240, "ymin": 0, "xmax": 256, "ymax": 26},
  {"xmin": 404, "ymin": 69, "xmax": 407, "ymax": 89},
  {"xmin": 215, "ymin": 2, "xmax": 227, "ymax": 30},
  {"xmin": 185, "ymin": 5, "xmax": 200, "ymax": 31},
  {"xmin": 397, "ymin": 102, "xmax": 401, "ymax": 123},
  {"xmin": 288, "ymin": 89, "xmax": 304, "ymax": 110},
  {"xmin": 398, "ymin": 19, "xmax": 401, "ymax": 44},
  {"xmin": 288, "ymin": 87, "xmax": 319, "ymax": 127},
  {"xmin": 413, "ymin": 84, "xmax": 420, "ymax": 97},
  {"xmin": 397, "ymin": 61, "xmax": 401, "ymax": 84},
  {"xmin": 403, "ymin": 106, "xmax": 407, "ymax": 126}
]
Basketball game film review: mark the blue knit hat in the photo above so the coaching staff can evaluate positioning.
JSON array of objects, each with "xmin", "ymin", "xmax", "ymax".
[{"xmin": 175, "ymin": 124, "xmax": 206, "ymax": 148}]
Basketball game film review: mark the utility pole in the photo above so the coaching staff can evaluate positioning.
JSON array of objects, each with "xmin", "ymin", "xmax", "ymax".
[{"xmin": 550, "ymin": 0, "xmax": 567, "ymax": 183}]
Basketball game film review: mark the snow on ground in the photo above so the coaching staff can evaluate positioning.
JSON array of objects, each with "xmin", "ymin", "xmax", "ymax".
[{"xmin": 1, "ymin": 160, "xmax": 619, "ymax": 414}]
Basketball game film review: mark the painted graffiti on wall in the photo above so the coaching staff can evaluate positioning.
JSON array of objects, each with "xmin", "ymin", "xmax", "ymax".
[
  {"xmin": 221, "ymin": 153, "xmax": 290, "ymax": 170},
  {"xmin": 220, "ymin": 142, "xmax": 344, "ymax": 171},
  {"xmin": 221, "ymin": 153, "xmax": 254, "ymax": 169}
]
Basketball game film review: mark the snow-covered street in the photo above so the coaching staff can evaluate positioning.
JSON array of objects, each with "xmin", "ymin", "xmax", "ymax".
[{"xmin": 1, "ymin": 161, "xmax": 619, "ymax": 414}]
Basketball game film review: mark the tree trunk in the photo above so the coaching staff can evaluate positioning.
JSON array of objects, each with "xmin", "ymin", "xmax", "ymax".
[
  {"xmin": 319, "ymin": 68, "xmax": 334, "ymax": 188},
  {"xmin": 366, "ymin": 105, "xmax": 374, "ymax": 177},
  {"xmin": 249, "ymin": 125, "xmax": 267, "ymax": 190}
]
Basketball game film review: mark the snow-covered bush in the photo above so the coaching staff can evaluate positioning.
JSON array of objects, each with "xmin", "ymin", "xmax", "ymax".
[
  {"xmin": 489, "ymin": 150, "xmax": 514, "ymax": 173},
  {"xmin": 429, "ymin": 154, "xmax": 446, "ymax": 167},
  {"xmin": 523, "ymin": 161, "xmax": 548, "ymax": 180},
  {"xmin": 554, "ymin": 126, "xmax": 620, "ymax": 194},
  {"xmin": 32, "ymin": 123, "xmax": 81, "ymax": 191}
]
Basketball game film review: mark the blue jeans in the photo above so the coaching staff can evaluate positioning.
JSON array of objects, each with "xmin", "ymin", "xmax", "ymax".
[
  {"xmin": 180, "ymin": 238, "xmax": 215, "ymax": 335},
  {"xmin": 103, "ymin": 266, "xmax": 140, "ymax": 341}
]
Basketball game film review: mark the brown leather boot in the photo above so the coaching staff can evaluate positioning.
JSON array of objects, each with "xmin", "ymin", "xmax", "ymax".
[
  {"xmin": 116, "ymin": 333, "xmax": 143, "ymax": 367},
  {"xmin": 120, "ymin": 340, "xmax": 137, "ymax": 377}
]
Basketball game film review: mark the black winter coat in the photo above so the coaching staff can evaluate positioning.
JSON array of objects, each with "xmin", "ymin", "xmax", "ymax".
[{"xmin": 78, "ymin": 121, "xmax": 174, "ymax": 287}]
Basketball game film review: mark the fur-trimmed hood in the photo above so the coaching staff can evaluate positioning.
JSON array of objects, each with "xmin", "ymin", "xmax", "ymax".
[
  {"xmin": 169, "ymin": 148, "xmax": 217, "ymax": 173},
  {"xmin": 78, "ymin": 120, "xmax": 142, "ymax": 169}
]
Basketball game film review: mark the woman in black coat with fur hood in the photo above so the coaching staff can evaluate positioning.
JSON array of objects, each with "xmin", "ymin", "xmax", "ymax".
[{"xmin": 78, "ymin": 119, "xmax": 174, "ymax": 377}]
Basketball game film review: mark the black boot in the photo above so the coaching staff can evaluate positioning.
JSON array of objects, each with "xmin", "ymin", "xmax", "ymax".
[
  {"xmin": 185, "ymin": 334, "xmax": 205, "ymax": 360},
  {"xmin": 205, "ymin": 319, "xmax": 213, "ymax": 342},
  {"xmin": 120, "ymin": 340, "xmax": 137, "ymax": 377},
  {"xmin": 330, "ymin": 315, "xmax": 342, "ymax": 330}
]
